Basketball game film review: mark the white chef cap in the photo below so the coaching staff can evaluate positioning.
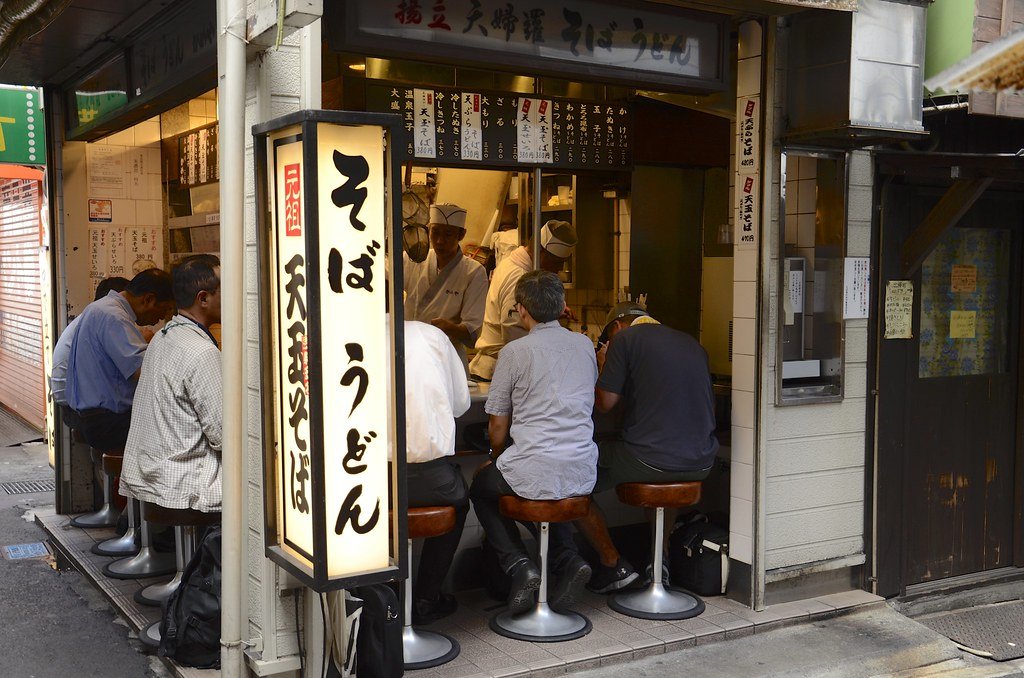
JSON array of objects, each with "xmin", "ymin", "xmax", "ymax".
[
  {"xmin": 428, "ymin": 203, "xmax": 468, "ymax": 230},
  {"xmin": 540, "ymin": 219, "xmax": 577, "ymax": 258}
]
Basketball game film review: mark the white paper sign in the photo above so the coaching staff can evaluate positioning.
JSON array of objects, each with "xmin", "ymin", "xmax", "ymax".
[
  {"xmin": 516, "ymin": 98, "xmax": 553, "ymax": 164},
  {"xmin": 87, "ymin": 226, "xmax": 164, "ymax": 297},
  {"xmin": 789, "ymin": 269, "xmax": 805, "ymax": 314},
  {"xmin": 413, "ymin": 88, "xmax": 436, "ymax": 158},
  {"xmin": 843, "ymin": 257, "xmax": 870, "ymax": 319},
  {"xmin": 461, "ymin": 93, "xmax": 482, "ymax": 161},
  {"xmin": 87, "ymin": 144, "xmax": 126, "ymax": 198},
  {"xmin": 884, "ymin": 280, "xmax": 913, "ymax": 339},
  {"xmin": 736, "ymin": 96, "xmax": 760, "ymax": 175},
  {"xmin": 735, "ymin": 174, "xmax": 759, "ymax": 251}
]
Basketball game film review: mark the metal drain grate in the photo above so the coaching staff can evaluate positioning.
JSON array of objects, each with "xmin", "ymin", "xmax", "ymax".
[{"xmin": 0, "ymin": 479, "xmax": 55, "ymax": 495}]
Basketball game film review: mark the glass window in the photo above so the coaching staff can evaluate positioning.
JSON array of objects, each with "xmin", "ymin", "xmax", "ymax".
[{"xmin": 777, "ymin": 150, "xmax": 847, "ymax": 404}]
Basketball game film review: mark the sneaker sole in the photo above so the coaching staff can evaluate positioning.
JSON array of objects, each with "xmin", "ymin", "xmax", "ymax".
[
  {"xmin": 551, "ymin": 564, "xmax": 593, "ymax": 611},
  {"xmin": 508, "ymin": 572, "xmax": 541, "ymax": 615},
  {"xmin": 587, "ymin": 571, "xmax": 640, "ymax": 594}
]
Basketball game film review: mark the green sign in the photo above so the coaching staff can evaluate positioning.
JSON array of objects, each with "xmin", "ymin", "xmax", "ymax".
[
  {"xmin": 0, "ymin": 87, "xmax": 45, "ymax": 165},
  {"xmin": 74, "ymin": 90, "xmax": 129, "ymax": 128}
]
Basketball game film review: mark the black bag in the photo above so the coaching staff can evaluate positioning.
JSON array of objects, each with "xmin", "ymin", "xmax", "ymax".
[
  {"xmin": 159, "ymin": 527, "xmax": 221, "ymax": 669},
  {"xmin": 669, "ymin": 512, "xmax": 729, "ymax": 596},
  {"xmin": 351, "ymin": 584, "xmax": 402, "ymax": 678}
]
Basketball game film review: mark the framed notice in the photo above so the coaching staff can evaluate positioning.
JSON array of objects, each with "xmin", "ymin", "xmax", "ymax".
[{"xmin": 88, "ymin": 199, "xmax": 112, "ymax": 222}]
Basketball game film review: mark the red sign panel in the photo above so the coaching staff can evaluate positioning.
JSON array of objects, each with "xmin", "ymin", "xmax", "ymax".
[{"xmin": 285, "ymin": 163, "xmax": 301, "ymax": 236}]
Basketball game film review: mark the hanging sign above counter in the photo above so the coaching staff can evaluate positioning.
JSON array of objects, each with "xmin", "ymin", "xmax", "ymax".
[{"xmin": 366, "ymin": 81, "xmax": 632, "ymax": 170}]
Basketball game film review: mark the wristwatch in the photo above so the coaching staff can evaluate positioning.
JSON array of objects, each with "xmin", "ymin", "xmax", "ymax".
[{"xmin": 488, "ymin": 447, "xmax": 500, "ymax": 461}]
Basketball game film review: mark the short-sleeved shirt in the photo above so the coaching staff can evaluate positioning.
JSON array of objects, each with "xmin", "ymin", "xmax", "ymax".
[
  {"xmin": 597, "ymin": 324, "xmax": 718, "ymax": 472},
  {"xmin": 66, "ymin": 291, "xmax": 148, "ymax": 414},
  {"xmin": 470, "ymin": 246, "xmax": 532, "ymax": 380},
  {"xmin": 49, "ymin": 314, "xmax": 83, "ymax": 405},
  {"xmin": 485, "ymin": 320, "xmax": 598, "ymax": 500}
]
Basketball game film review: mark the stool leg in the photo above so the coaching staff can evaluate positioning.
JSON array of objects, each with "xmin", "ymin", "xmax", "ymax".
[
  {"xmin": 102, "ymin": 508, "xmax": 176, "ymax": 580},
  {"xmin": 70, "ymin": 468, "xmax": 120, "ymax": 528},
  {"xmin": 91, "ymin": 498, "xmax": 141, "ymax": 556},
  {"xmin": 402, "ymin": 538, "xmax": 459, "ymax": 669},
  {"xmin": 134, "ymin": 525, "xmax": 190, "ymax": 606},
  {"xmin": 608, "ymin": 507, "xmax": 705, "ymax": 621},
  {"xmin": 489, "ymin": 522, "xmax": 591, "ymax": 642}
]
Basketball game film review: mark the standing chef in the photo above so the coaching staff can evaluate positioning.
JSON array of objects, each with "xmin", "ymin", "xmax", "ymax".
[
  {"xmin": 469, "ymin": 219, "xmax": 577, "ymax": 381},
  {"xmin": 404, "ymin": 203, "xmax": 488, "ymax": 368}
]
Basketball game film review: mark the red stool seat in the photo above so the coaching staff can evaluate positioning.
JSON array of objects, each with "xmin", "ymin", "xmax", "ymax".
[
  {"xmin": 498, "ymin": 495, "xmax": 589, "ymax": 523},
  {"xmin": 408, "ymin": 506, "xmax": 456, "ymax": 539},
  {"xmin": 144, "ymin": 504, "xmax": 221, "ymax": 527},
  {"xmin": 615, "ymin": 482, "xmax": 702, "ymax": 508},
  {"xmin": 102, "ymin": 453, "xmax": 123, "ymax": 476}
]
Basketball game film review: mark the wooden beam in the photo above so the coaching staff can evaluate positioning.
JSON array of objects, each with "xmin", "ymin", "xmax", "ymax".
[{"xmin": 901, "ymin": 178, "xmax": 994, "ymax": 275}]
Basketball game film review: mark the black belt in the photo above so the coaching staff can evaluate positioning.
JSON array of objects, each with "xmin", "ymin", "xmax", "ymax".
[{"xmin": 75, "ymin": 407, "xmax": 125, "ymax": 418}]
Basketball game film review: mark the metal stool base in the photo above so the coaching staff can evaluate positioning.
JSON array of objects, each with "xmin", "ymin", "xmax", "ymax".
[
  {"xmin": 490, "ymin": 602, "xmax": 592, "ymax": 642},
  {"xmin": 91, "ymin": 528, "xmax": 139, "ymax": 557},
  {"xmin": 403, "ymin": 628, "xmax": 460, "ymax": 670},
  {"xmin": 609, "ymin": 583, "xmax": 705, "ymax": 621},
  {"xmin": 134, "ymin": 572, "xmax": 182, "ymax": 607},
  {"xmin": 139, "ymin": 620, "xmax": 161, "ymax": 648},
  {"xmin": 103, "ymin": 547, "xmax": 176, "ymax": 580},
  {"xmin": 70, "ymin": 504, "xmax": 120, "ymax": 529}
]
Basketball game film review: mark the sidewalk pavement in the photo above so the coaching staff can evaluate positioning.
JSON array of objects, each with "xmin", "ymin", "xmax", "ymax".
[{"xmin": 570, "ymin": 602, "xmax": 1024, "ymax": 678}]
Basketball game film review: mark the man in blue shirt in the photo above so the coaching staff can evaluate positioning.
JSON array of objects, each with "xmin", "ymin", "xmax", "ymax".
[{"xmin": 67, "ymin": 268, "xmax": 175, "ymax": 451}]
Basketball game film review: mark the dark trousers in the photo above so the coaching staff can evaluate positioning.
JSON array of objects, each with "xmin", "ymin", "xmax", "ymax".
[
  {"xmin": 469, "ymin": 462, "xmax": 578, "ymax": 574},
  {"xmin": 407, "ymin": 457, "xmax": 469, "ymax": 602},
  {"xmin": 76, "ymin": 408, "xmax": 132, "ymax": 452}
]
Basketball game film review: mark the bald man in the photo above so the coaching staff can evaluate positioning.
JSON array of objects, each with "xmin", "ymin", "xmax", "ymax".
[{"xmin": 404, "ymin": 203, "xmax": 488, "ymax": 369}]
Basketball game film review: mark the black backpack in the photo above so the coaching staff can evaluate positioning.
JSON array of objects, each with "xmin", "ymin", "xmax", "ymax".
[
  {"xmin": 351, "ymin": 584, "xmax": 402, "ymax": 678},
  {"xmin": 159, "ymin": 527, "xmax": 221, "ymax": 669},
  {"xmin": 668, "ymin": 512, "xmax": 729, "ymax": 597}
]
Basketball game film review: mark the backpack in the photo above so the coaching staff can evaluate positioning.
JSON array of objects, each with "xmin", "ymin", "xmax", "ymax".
[
  {"xmin": 668, "ymin": 512, "xmax": 729, "ymax": 596},
  {"xmin": 351, "ymin": 584, "xmax": 402, "ymax": 678},
  {"xmin": 159, "ymin": 527, "xmax": 221, "ymax": 669}
]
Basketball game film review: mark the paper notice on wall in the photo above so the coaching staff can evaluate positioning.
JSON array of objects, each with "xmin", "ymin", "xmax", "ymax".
[
  {"xmin": 843, "ymin": 257, "xmax": 870, "ymax": 319},
  {"xmin": 735, "ymin": 174, "xmax": 759, "ymax": 251},
  {"xmin": 88, "ymin": 226, "xmax": 164, "ymax": 296},
  {"xmin": 950, "ymin": 310, "xmax": 977, "ymax": 339},
  {"xmin": 88, "ymin": 199, "xmax": 112, "ymax": 223},
  {"xmin": 87, "ymin": 144, "xmax": 127, "ymax": 198},
  {"xmin": 461, "ymin": 93, "xmax": 482, "ymax": 161},
  {"xmin": 516, "ymin": 98, "xmax": 553, "ymax": 164},
  {"xmin": 413, "ymin": 88, "xmax": 436, "ymax": 158},
  {"xmin": 884, "ymin": 280, "xmax": 913, "ymax": 339},
  {"xmin": 950, "ymin": 264, "xmax": 977, "ymax": 293},
  {"xmin": 789, "ymin": 269, "xmax": 805, "ymax": 314},
  {"xmin": 736, "ymin": 96, "xmax": 760, "ymax": 175}
]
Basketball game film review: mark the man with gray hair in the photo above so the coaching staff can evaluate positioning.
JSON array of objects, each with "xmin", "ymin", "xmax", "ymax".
[
  {"xmin": 469, "ymin": 219, "xmax": 577, "ymax": 381},
  {"xmin": 470, "ymin": 270, "xmax": 597, "ymax": 614}
]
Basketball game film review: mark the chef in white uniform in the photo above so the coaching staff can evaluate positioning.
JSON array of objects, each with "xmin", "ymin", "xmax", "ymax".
[
  {"xmin": 404, "ymin": 203, "xmax": 488, "ymax": 368},
  {"xmin": 469, "ymin": 219, "xmax": 578, "ymax": 381}
]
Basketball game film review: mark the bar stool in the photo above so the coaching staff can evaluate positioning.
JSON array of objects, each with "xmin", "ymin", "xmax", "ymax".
[
  {"xmin": 102, "ymin": 500, "xmax": 176, "ymax": 580},
  {"xmin": 403, "ymin": 506, "xmax": 461, "ymax": 670},
  {"xmin": 608, "ymin": 482, "xmax": 705, "ymax": 620},
  {"xmin": 70, "ymin": 448, "xmax": 121, "ymax": 529},
  {"xmin": 90, "ymin": 453, "xmax": 139, "ymax": 557},
  {"xmin": 139, "ymin": 506, "xmax": 221, "ymax": 648},
  {"xmin": 489, "ymin": 495, "xmax": 592, "ymax": 642}
]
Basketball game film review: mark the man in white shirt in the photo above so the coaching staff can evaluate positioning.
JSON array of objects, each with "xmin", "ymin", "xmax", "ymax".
[
  {"xmin": 469, "ymin": 219, "xmax": 578, "ymax": 381},
  {"xmin": 120, "ymin": 255, "xmax": 223, "ymax": 514},
  {"xmin": 402, "ymin": 320, "xmax": 472, "ymax": 624},
  {"xmin": 404, "ymin": 203, "xmax": 488, "ymax": 369}
]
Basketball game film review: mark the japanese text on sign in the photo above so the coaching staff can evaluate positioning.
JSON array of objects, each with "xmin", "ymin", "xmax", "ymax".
[
  {"xmin": 843, "ymin": 257, "xmax": 870, "ymax": 320},
  {"xmin": 884, "ymin": 280, "xmax": 913, "ymax": 339}
]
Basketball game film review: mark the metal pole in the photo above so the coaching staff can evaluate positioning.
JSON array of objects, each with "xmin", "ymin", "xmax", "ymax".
[
  {"xmin": 538, "ymin": 522, "xmax": 549, "ymax": 604},
  {"xmin": 532, "ymin": 167, "xmax": 542, "ymax": 269},
  {"xmin": 218, "ymin": 0, "xmax": 246, "ymax": 673},
  {"xmin": 653, "ymin": 507, "xmax": 664, "ymax": 585}
]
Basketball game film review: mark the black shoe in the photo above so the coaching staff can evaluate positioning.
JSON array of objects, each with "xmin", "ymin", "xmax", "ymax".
[
  {"xmin": 586, "ymin": 558, "xmax": 639, "ymax": 594},
  {"xmin": 412, "ymin": 593, "xmax": 457, "ymax": 625},
  {"xmin": 550, "ymin": 555, "xmax": 592, "ymax": 611},
  {"xmin": 507, "ymin": 559, "xmax": 541, "ymax": 615},
  {"xmin": 644, "ymin": 561, "xmax": 671, "ymax": 587}
]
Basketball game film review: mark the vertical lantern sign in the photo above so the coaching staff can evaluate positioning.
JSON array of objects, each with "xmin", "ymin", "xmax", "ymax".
[
  {"xmin": 256, "ymin": 111, "xmax": 407, "ymax": 591},
  {"xmin": 315, "ymin": 122, "xmax": 390, "ymax": 577}
]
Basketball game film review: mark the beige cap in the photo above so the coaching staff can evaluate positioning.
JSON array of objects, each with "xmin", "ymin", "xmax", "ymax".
[
  {"xmin": 540, "ymin": 219, "xmax": 577, "ymax": 258},
  {"xmin": 429, "ymin": 203, "xmax": 468, "ymax": 230}
]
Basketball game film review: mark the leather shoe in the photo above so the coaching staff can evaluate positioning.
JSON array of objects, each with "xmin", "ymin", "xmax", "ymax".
[
  {"xmin": 507, "ymin": 559, "xmax": 541, "ymax": 615},
  {"xmin": 412, "ymin": 593, "xmax": 457, "ymax": 625},
  {"xmin": 551, "ymin": 555, "xmax": 592, "ymax": 611}
]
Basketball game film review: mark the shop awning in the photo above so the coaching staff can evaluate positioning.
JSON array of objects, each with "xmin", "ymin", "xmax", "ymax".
[{"xmin": 925, "ymin": 27, "xmax": 1024, "ymax": 94}]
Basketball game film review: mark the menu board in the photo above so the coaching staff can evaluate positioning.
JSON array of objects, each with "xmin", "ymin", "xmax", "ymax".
[
  {"xmin": 366, "ymin": 82, "xmax": 632, "ymax": 170},
  {"xmin": 88, "ymin": 226, "xmax": 164, "ymax": 297},
  {"xmin": 179, "ymin": 123, "xmax": 219, "ymax": 187}
]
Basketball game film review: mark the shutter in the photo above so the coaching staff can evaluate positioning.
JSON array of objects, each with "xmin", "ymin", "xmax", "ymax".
[{"xmin": 0, "ymin": 178, "xmax": 44, "ymax": 431}]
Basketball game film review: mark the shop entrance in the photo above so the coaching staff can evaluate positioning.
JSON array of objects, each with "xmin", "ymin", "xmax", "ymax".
[{"xmin": 875, "ymin": 183, "xmax": 1024, "ymax": 595}]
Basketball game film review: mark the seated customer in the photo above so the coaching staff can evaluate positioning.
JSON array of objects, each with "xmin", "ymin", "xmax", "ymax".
[
  {"xmin": 50, "ymin": 276, "xmax": 131, "ymax": 428},
  {"xmin": 402, "ymin": 320, "xmax": 472, "ymax": 624},
  {"xmin": 578, "ymin": 302, "xmax": 719, "ymax": 593},
  {"xmin": 120, "ymin": 255, "xmax": 223, "ymax": 513},
  {"xmin": 469, "ymin": 270, "xmax": 597, "ymax": 613}
]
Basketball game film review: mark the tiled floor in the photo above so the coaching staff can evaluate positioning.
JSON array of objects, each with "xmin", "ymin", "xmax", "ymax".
[
  {"xmin": 35, "ymin": 508, "xmax": 217, "ymax": 678},
  {"xmin": 38, "ymin": 507, "xmax": 884, "ymax": 677}
]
